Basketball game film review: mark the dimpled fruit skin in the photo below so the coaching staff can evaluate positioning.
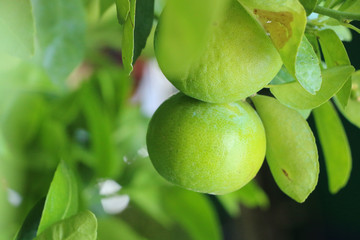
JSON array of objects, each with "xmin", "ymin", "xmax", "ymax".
[
  {"xmin": 146, "ymin": 93, "xmax": 266, "ymax": 194},
  {"xmin": 155, "ymin": 1, "xmax": 282, "ymax": 103}
]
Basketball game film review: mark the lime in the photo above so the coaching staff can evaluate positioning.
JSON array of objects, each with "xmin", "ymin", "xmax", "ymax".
[
  {"xmin": 155, "ymin": 1, "xmax": 282, "ymax": 103},
  {"xmin": 146, "ymin": 93, "xmax": 266, "ymax": 194}
]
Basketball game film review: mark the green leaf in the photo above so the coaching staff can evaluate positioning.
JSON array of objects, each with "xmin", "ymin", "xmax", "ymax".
[
  {"xmin": 299, "ymin": 0, "xmax": 318, "ymax": 15},
  {"xmin": 252, "ymin": 95, "xmax": 319, "ymax": 203},
  {"xmin": 317, "ymin": 29, "xmax": 352, "ymax": 108},
  {"xmin": 342, "ymin": 0, "xmax": 360, "ymax": 13},
  {"xmin": 336, "ymin": 71, "xmax": 360, "ymax": 128},
  {"xmin": 313, "ymin": 101, "xmax": 352, "ymax": 194},
  {"xmin": 122, "ymin": 0, "xmax": 154, "ymax": 74},
  {"xmin": 304, "ymin": 33, "xmax": 321, "ymax": 64},
  {"xmin": 164, "ymin": 188, "xmax": 221, "ymax": 240},
  {"xmin": 35, "ymin": 210, "xmax": 97, "ymax": 240},
  {"xmin": 15, "ymin": 198, "xmax": 45, "ymax": 240},
  {"xmin": 37, "ymin": 161, "xmax": 79, "ymax": 235},
  {"xmin": 269, "ymin": 65, "xmax": 296, "ymax": 85},
  {"xmin": 98, "ymin": 217, "xmax": 146, "ymax": 240},
  {"xmin": 216, "ymin": 194, "xmax": 241, "ymax": 217},
  {"xmin": 338, "ymin": 0, "xmax": 358, "ymax": 11},
  {"xmin": 217, "ymin": 181, "xmax": 269, "ymax": 217},
  {"xmin": 31, "ymin": 0, "xmax": 86, "ymax": 84},
  {"xmin": 81, "ymin": 83, "xmax": 120, "ymax": 177},
  {"xmin": 0, "ymin": 0, "xmax": 34, "ymax": 58},
  {"xmin": 100, "ymin": 0, "xmax": 115, "ymax": 16},
  {"xmin": 327, "ymin": 25, "xmax": 352, "ymax": 42},
  {"xmin": 296, "ymin": 109, "xmax": 312, "ymax": 119},
  {"xmin": 238, "ymin": 0, "xmax": 308, "ymax": 89},
  {"xmin": 317, "ymin": 29, "xmax": 350, "ymax": 68},
  {"xmin": 235, "ymin": 181, "xmax": 269, "ymax": 209},
  {"xmin": 154, "ymin": 0, "xmax": 166, "ymax": 17},
  {"xmin": 271, "ymin": 65, "xmax": 354, "ymax": 109},
  {"xmin": 294, "ymin": 35, "xmax": 322, "ymax": 95},
  {"xmin": 115, "ymin": 0, "xmax": 130, "ymax": 24},
  {"xmin": 336, "ymin": 78, "xmax": 352, "ymax": 108}
]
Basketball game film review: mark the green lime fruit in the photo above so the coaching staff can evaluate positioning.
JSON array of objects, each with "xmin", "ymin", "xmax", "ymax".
[
  {"xmin": 146, "ymin": 93, "xmax": 266, "ymax": 194},
  {"xmin": 154, "ymin": 1, "xmax": 282, "ymax": 103}
]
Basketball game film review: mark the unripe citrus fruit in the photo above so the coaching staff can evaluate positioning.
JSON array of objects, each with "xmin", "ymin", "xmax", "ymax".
[
  {"xmin": 146, "ymin": 93, "xmax": 266, "ymax": 194},
  {"xmin": 154, "ymin": 1, "xmax": 282, "ymax": 103}
]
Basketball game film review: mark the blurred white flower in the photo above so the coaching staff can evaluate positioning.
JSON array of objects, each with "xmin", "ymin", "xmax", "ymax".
[
  {"xmin": 7, "ymin": 188, "xmax": 22, "ymax": 206},
  {"xmin": 101, "ymin": 195, "xmax": 130, "ymax": 215},
  {"xmin": 132, "ymin": 59, "xmax": 177, "ymax": 117},
  {"xmin": 98, "ymin": 179, "xmax": 122, "ymax": 196}
]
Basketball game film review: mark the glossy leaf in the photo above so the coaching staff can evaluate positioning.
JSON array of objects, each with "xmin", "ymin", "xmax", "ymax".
[
  {"xmin": 336, "ymin": 71, "xmax": 360, "ymax": 128},
  {"xmin": 238, "ymin": 0, "xmax": 308, "ymax": 89},
  {"xmin": 269, "ymin": 65, "xmax": 296, "ymax": 85},
  {"xmin": 317, "ymin": 29, "xmax": 351, "ymax": 108},
  {"xmin": 336, "ymin": 79, "xmax": 352, "ymax": 108},
  {"xmin": 327, "ymin": 25, "xmax": 352, "ymax": 42},
  {"xmin": 35, "ymin": 210, "xmax": 97, "ymax": 240},
  {"xmin": 317, "ymin": 29, "xmax": 350, "ymax": 68},
  {"xmin": 217, "ymin": 181, "xmax": 269, "ymax": 217},
  {"xmin": 0, "ymin": 0, "xmax": 34, "ymax": 58},
  {"xmin": 164, "ymin": 188, "xmax": 221, "ymax": 240},
  {"xmin": 295, "ymin": 35, "xmax": 322, "ymax": 95},
  {"xmin": 252, "ymin": 95, "xmax": 319, "ymax": 203},
  {"xmin": 98, "ymin": 217, "xmax": 146, "ymax": 240},
  {"xmin": 15, "ymin": 198, "xmax": 45, "ymax": 240},
  {"xmin": 305, "ymin": 33, "xmax": 321, "ymax": 64},
  {"xmin": 313, "ymin": 101, "xmax": 352, "ymax": 194},
  {"xmin": 296, "ymin": 109, "xmax": 312, "ymax": 119},
  {"xmin": 31, "ymin": 0, "xmax": 86, "ymax": 84},
  {"xmin": 299, "ymin": 0, "xmax": 318, "ymax": 15},
  {"xmin": 271, "ymin": 65, "xmax": 354, "ymax": 109},
  {"xmin": 37, "ymin": 161, "xmax": 79, "ymax": 235},
  {"xmin": 122, "ymin": 0, "xmax": 154, "ymax": 74},
  {"xmin": 115, "ymin": 0, "xmax": 130, "ymax": 24}
]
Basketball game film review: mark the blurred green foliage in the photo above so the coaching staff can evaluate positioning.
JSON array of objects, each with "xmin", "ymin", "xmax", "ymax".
[{"xmin": 0, "ymin": 1, "xmax": 269, "ymax": 239}]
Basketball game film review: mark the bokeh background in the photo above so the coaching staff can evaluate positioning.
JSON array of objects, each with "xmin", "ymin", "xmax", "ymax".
[{"xmin": 0, "ymin": 2, "xmax": 359, "ymax": 240}]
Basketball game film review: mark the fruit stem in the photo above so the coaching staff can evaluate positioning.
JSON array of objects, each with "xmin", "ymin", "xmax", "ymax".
[
  {"xmin": 341, "ymin": 22, "xmax": 360, "ymax": 34},
  {"xmin": 314, "ymin": 5, "xmax": 360, "ymax": 22}
]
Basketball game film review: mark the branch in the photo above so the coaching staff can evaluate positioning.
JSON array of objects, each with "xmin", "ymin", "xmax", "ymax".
[{"xmin": 314, "ymin": 5, "xmax": 360, "ymax": 22}]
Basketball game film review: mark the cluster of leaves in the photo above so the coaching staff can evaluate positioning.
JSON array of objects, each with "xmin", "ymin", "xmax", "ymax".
[
  {"xmin": 0, "ymin": 0, "xmax": 360, "ymax": 239},
  {"xmin": 255, "ymin": 0, "xmax": 359, "ymax": 202}
]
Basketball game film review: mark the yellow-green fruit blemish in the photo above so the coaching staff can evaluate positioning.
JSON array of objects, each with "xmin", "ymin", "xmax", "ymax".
[
  {"xmin": 154, "ymin": 1, "xmax": 282, "ymax": 103},
  {"xmin": 146, "ymin": 93, "xmax": 266, "ymax": 194}
]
